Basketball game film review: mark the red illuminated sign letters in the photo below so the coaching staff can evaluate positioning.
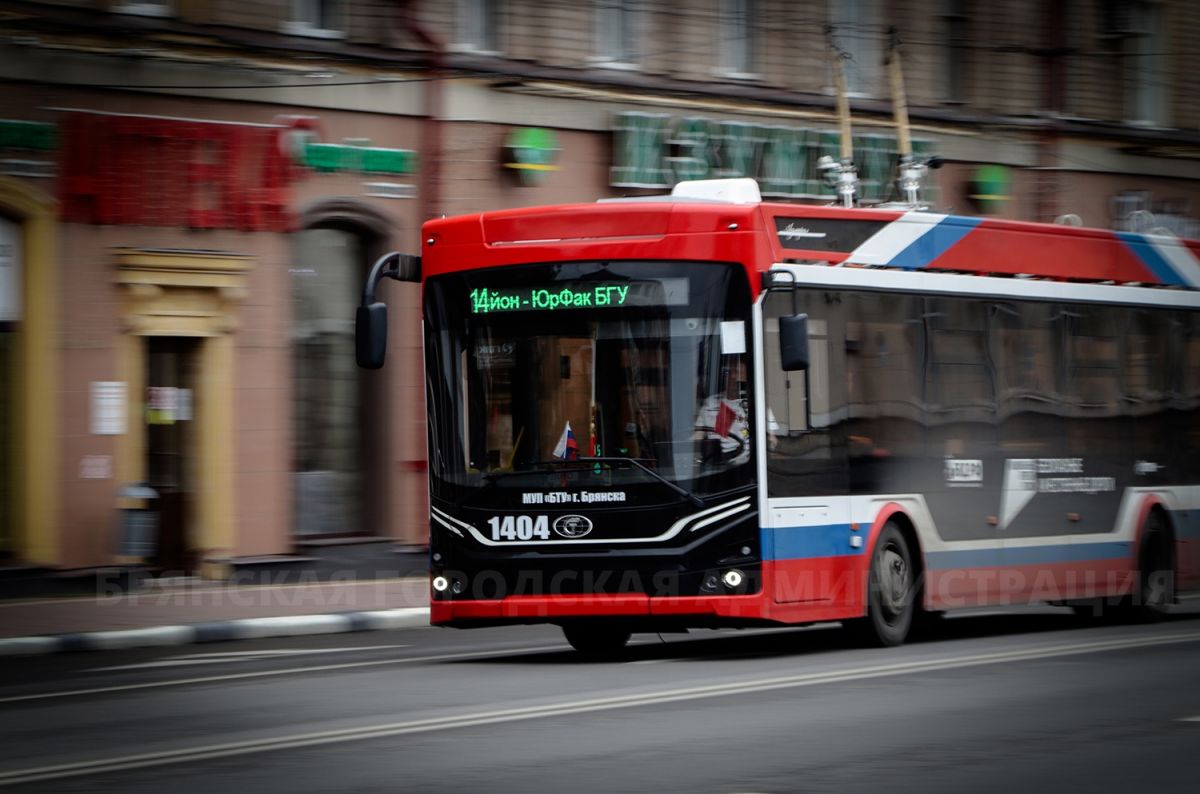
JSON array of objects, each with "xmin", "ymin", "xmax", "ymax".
[{"xmin": 61, "ymin": 112, "xmax": 294, "ymax": 231}]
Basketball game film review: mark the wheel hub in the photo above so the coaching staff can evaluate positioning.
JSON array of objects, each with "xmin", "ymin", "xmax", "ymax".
[{"xmin": 879, "ymin": 548, "xmax": 909, "ymax": 619}]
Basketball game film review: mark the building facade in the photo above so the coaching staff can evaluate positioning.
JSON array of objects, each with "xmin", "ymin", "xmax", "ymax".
[{"xmin": 1, "ymin": 0, "xmax": 1197, "ymax": 577}]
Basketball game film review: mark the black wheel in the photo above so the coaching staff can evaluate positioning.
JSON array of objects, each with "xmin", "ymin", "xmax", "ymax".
[
  {"xmin": 1131, "ymin": 513, "xmax": 1174, "ymax": 622},
  {"xmin": 848, "ymin": 523, "xmax": 916, "ymax": 647},
  {"xmin": 561, "ymin": 623, "xmax": 632, "ymax": 658},
  {"xmin": 1073, "ymin": 512, "xmax": 1175, "ymax": 623}
]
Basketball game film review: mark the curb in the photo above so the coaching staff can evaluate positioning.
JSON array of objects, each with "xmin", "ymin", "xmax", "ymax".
[{"xmin": 0, "ymin": 607, "xmax": 432, "ymax": 657}]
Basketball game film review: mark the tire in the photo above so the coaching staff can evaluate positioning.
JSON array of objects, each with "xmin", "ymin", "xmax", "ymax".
[
  {"xmin": 1073, "ymin": 512, "xmax": 1174, "ymax": 623},
  {"xmin": 1131, "ymin": 514, "xmax": 1175, "ymax": 622},
  {"xmin": 848, "ymin": 523, "xmax": 917, "ymax": 647},
  {"xmin": 561, "ymin": 623, "xmax": 632, "ymax": 658}
]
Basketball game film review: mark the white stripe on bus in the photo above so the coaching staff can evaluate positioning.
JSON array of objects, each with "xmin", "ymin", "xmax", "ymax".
[{"xmin": 767, "ymin": 263, "xmax": 1200, "ymax": 308}]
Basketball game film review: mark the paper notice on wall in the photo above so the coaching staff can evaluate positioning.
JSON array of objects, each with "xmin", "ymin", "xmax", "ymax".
[
  {"xmin": 0, "ymin": 216, "xmax": 20, "ymax": 323},
  {"xmin": 176, "ymin": 388, "xmax": 192, "ymax": 421},
  {"xmin": 146, "ymin": 386, "xmax": 177, "ymax": 425},
  {"xmin": 90, "ymin": 381, "xmax": 126, "ymax": 435},
  {"xmin": 79, "ymin": 454, "xmax": 112, "ymax": 480}
]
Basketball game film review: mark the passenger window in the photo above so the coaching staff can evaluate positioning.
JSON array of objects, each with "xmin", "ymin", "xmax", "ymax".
[{"xmin": 763, "ymin": 289, "xmax": 847, "ymax": 497}]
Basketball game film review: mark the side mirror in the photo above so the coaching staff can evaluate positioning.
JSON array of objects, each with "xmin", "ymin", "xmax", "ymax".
[
  {"xmin": 356, "ymin": 303, "xmax": 388, "ymax": 369},
  {"xmin": 390, "ymin": 254, "xmax": 421, "ymax": 282},
  {"xmin": 355, "ymin": 252, "xmax": 420, "ymax": 369},
  {"xmin": 779, "ymin": 313, "xmax": 810, "ymax": 371}
]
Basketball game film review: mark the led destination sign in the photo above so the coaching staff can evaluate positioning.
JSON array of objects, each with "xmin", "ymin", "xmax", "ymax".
[{"xmin": 469, "ymin": 279, "xmax": 688, "ymax": 315}]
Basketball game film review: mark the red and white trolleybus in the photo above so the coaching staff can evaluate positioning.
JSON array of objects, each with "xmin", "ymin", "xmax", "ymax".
[{"xmin": 357, "ymin": 178, "xmax": 1200, "ymax": 653}]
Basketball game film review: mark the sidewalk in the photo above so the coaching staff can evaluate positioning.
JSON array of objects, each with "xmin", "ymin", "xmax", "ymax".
[{"xmin": 0, "ymin": 577, "xmax": 431, "ymax": 656}]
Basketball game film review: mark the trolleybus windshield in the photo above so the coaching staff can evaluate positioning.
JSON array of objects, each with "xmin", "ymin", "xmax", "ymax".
[{"xmin": 423, "ymin": 260, "xmax": 754, "ymax": 502}]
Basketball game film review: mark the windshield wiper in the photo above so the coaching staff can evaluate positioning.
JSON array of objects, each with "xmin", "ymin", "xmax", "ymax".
[
  {"xmin": 579, "ymin": 456, "xmax": 703, "ymax": 507},
  {"xmin": 480, "ymin": 457, "xmax": 703, "ymax": 507}
]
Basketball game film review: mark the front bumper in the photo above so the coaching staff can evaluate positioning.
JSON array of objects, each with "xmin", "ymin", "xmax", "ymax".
[{"xmin": 431, "ymin": 592, "xmax": 770, "ymax": 628}]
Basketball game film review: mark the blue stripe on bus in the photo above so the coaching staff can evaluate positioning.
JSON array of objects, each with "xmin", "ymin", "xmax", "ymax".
[
  {"xmin": 925, "ymin": 542, "xmax": 1130, "ymax": 570},
  {"xmin": 765, "ymin": 516, "xmax": 1200, "ymax": 566},
  {"xmin": 763, "ymin": 524, "xmax": 865, "ymax": 560},
  {"xmin": 1116, "ymin": 232, "xmax": 1186, "ymax": 286},
  {"xmin": 887, "ymin": 216, "xmax": 983, "ymax": 270}
]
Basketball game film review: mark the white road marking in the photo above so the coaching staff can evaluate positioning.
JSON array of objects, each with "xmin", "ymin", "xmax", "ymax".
[
  {"xmin": 0, "ymin": 576, "xmax": 426, "ymax": 608},
  {"xmin": 0, "ymin": 645, "xmax": 568, "ymax": 705},
  {"xmin": 174, "ymin": 645, "xmax": 411, "ymax": 659},
  {"xmin": 1180, "ymin": 715, "xmax": 1200, "ymax": 723},
  {"xmin": 0, "ymin": 630, "xmax": 1197, "ymax": 786},
  {"xmin": 628, "ymin": 658, "xmax": 681, "ymax": 665},
  {"xmin": 87, "ymin": 645, "xmax": 411, "ymax": 671}
]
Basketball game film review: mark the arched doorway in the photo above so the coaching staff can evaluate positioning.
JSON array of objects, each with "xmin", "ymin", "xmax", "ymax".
[{"xmin": 291, "ymin": 201, "xmax": 393, "ymax": 539}]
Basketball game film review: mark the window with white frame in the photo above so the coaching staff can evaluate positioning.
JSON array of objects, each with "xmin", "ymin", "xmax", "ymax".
[
  {"xmin": 283, "ymin": 0, "xmax": 345, "ymax": 38},
  {"xmin": 829, "ymin": 0, "xmax": 880, "ymax": 97},
  {"xmin": 595, "ymin": 0, "xmax": 644, "ymax": 67},
  {"xmin": 456, "ymin": 0, "xmax": 501, "ymax": 52},
  {"xmin": 720, "ymin": 0, "xmax": 756, "ymax": 76}
]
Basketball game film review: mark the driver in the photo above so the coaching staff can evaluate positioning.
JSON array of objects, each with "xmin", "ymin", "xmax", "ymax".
[
  {"xmin": 693, "ymin": 355, "xmax": 779, "ymax": 464},
  {"xmin": 693, "ymin": 355, "xmax": 752, "ymax": 464}
]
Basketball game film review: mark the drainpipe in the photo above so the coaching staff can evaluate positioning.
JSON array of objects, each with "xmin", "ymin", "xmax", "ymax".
[
  {"xmin": 392, "ymin": 1, "xmax": 441, "ymax": 549},
  {"xmin": 1036, "ymin": 0, "xmax": 1067, "ymax": 223},
  {"xmin": 399, "ymin": 0, "xmax": 443, "ymax": 222}
]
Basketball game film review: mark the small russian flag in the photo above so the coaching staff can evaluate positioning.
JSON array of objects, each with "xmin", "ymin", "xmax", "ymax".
[
  {"xmin": 553, "ymin": 421, "xmax": 579, "ymax": 460},
  {"xmin": 714, "ymin": 401, "xmax": 738, "ymax": 438}
]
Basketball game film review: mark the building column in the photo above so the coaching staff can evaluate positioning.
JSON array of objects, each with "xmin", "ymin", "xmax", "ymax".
[
  {"xmin": 196, "ymin": 332, "xmax": 234, "ymax": 578},
  {"xmin": 0, "ymin": 177, "xmax": 58, "ymax": 566},
  {"xmin": 115, "ymin": 332, "xmax": 146, "ymax": 496}
]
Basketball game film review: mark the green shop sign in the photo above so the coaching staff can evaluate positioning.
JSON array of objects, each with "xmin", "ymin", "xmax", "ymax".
[
  {"xmin": 504, "ymin": 127, "xmax": 560, "ymax": 186},
  {"xmin": 970, "ymin": 165, "xmax": 1011, "ymax": 214},
  {"xmin": 0, "ymin": 120, "xmax": 58, "ymax": 151},
  {"xmin": 610, "ymin": 112, "xmax": 936, "ymax": 202},
  {"xmin": 302, "ymin": 140, "xmax": 416, "ymax": 175}
]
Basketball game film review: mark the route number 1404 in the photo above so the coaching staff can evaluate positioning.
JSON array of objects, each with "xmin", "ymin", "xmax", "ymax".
[{"xmin": 487, "ymin": 515, "xmax": 550, "ymax": 541}]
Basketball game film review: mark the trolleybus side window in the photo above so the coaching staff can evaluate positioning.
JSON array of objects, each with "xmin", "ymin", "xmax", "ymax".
[
  {"xmin": 993, "ymin": 298, "xmax": 1061, "ymax": 457},
  {"xmin": 844, "ymin": 291, "xmax": 925, "ymax": 469},
  {"xmin": 1066, "ymin": 305, "xmax": 1122, "ymax": 413},
  {"xmin": 763, "ymin": 288, "xmax": 848, "ymax": 498},
  {"xmin": 1125, "ymin": 308, "xmax": 1169, "ymax": 402}
]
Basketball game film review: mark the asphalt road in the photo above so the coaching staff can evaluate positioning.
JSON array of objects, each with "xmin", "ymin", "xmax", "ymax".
[{"xmin": 2, "ymin": 605, "xmax": 1199, "ymax": 793}]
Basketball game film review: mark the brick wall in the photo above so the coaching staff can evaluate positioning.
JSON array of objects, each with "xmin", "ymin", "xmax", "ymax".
[
  {"xmin": 211, "ymin": 0, "xmax": 286, "ymax": 32},
  {"xmin": 33, "ymin": 1, "xmax": 1200, "ymax": 137}
]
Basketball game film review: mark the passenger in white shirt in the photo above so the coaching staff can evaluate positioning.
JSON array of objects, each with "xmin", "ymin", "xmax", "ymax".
[{"xmin": 693, "ymin": 356, "xmax": 777, "ymax": 464}]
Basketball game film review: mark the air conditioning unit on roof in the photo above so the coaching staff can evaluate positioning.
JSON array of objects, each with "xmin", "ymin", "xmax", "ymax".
[{"xmin": 670, "ymin": 178, "xmax": 763, "ymax": 204}]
